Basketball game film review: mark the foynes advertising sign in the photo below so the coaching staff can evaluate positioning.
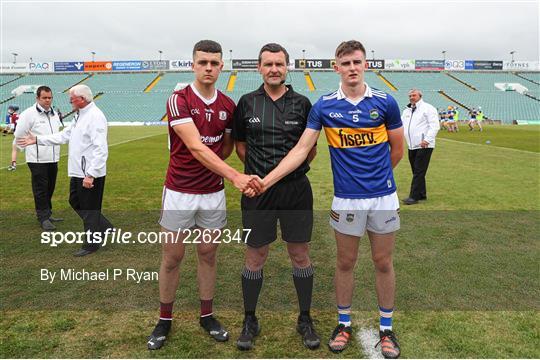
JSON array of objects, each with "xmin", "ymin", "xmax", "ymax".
[{"xmin": 503, "ymin": 61, "xmax": 539, "ymax": 71}]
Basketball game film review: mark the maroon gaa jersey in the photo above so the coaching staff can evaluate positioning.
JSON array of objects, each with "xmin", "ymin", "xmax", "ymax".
[{"xmin": 165, "ymin": 84, "xmax": 235, "ymax": 194}]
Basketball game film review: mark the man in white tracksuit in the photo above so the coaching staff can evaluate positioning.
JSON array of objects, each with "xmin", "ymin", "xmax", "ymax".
[
  {"xmin": 401, "ymin": 89, "xmax": 440, "ymax": 205},
  {"xmin": 18, "ymin": 84, "xmax": 113, "ymax": 256},
  {"xmin": 14, "ymin": 86, "xmax": 63, "ymax": 230}
]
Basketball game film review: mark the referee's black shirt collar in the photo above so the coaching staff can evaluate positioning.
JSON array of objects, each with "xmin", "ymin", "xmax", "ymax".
[
  {"xmin": 255, "ymin": 84, "xmax": 293, "ymax": 111},
  {"xmin": 255, "ymin": 84, "xmax": 294, "ymax": 95}
]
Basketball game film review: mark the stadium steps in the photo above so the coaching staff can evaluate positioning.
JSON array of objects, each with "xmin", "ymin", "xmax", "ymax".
[
  {"xmin": 304, "ymin": 71, "xmax": 315, "ymax": 91},
  {"xmin": 376, "ymin": 72, "xmax": 397, "ymax": 91},
  {"xmin": 144, "ymin": 73, "xmax": 163, "ymax": 92},
  {"xmin": 524, "ymin": 92, "xmax": 540, "ymax": 102},
  {"xmin": 445, "ymin": 73, "xmax": 478, "ymax": 91},
  {"xmin": 0, "ymin": 74, "xmax": 26, "ymax": 87},
  {"xmin": 515, "ymin": 73, "xmax": 540, "ymax": 86},
  {"xmin": 227, "ymin": 71, "xmax": 237, "ymax": 92},
  {"xmin": 0, "ymin": 95, "xmax": 16, "ymax": 105},
  {"xmin": 63, "ymin": 73, "xmax": 93, "ymax": 93}
]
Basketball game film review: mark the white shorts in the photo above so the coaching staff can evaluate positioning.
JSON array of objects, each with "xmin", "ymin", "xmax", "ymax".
[
  {"xmin": 159, "ymin": 187, "xmax": 227, "ymax": 231},
  {"xmin": 330, "ymin": 192, "xmax": 400, "ymax": 237}
]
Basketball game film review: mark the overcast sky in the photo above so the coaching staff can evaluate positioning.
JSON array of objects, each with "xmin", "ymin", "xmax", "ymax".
[{"xmin": 1, "ymin": 0, "xmax": 538, "ymax": 63}]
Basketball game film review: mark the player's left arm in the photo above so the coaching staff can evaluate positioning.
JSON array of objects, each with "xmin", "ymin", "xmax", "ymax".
[
  {"xmin": 222, "ymin": 131, "xmax": 233, "ymax": 160},
  {"xmin": 306, "ymin": 146, "xmax": 317, "ymax": 163},
  {"xmin": 385, "ymin": 95, "xmax": 404, "ymax": 168},
  {"xmin": 387, "ymin": 127, "xmax": 404, "ymax": 168},
  {"xmin": 303, "ymin": 99, "xmax": 317, "ymax": 164}
]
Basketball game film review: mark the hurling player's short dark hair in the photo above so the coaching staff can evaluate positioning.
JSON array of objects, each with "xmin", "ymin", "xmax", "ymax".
[
  {"xmin": 193, "ymin": 40, "xmax": 222, "ymax": 57},
  {"xmin": 258, "ymin": 43, "xmax": 290, "ymax": 64},
  {"xmin": 335, "ymin": 40, "xmax": 366, "ymax": 59}
]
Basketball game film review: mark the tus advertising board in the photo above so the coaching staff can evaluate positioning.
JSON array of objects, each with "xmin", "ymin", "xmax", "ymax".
[
  {"xmin": 295, "ymin": 59, "xmax": 334, "ymax": 69},
  {"xmin": 366, "ymin": 59, "xmax": 385, "ymax": 70}
]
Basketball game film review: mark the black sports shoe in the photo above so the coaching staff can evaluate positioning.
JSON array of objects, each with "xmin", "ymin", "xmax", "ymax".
[
  {"xmin": 376, "ymin": 329, "xmax": 401, "ymax": 359},
  {"xmin": 328, "ymin": 323, "xmax": 352, "ymax": 353},
  {"xmin": 147, "ymin": 320, "xmax": 171, "ymax": 350},
  {"xmin": 200, "ymin": 315, "xmax": 229, "ymax": 342},
  {"xmin": 236, "ymin": 315, "xmax": 260, "ymax": 350},
  {"xmin": 297, "ymin": 314, "xmax": 320, "ymax": 349}
]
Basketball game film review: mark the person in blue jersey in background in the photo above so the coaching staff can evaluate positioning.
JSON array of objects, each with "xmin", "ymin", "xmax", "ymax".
[{"xmin": 248, "ymin": 40, "xmax": 404, "ymax": 358}]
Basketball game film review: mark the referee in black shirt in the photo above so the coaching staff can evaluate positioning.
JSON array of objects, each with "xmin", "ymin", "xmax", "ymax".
[{"xmin": 233, "ymin": 43, "xmax": 320, "ymax": 351}]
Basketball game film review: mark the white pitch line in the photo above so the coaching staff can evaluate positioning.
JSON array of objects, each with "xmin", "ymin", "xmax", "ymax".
[
  {"xmin": 438, "ymin": 137, "xmax": 539, "ymax": 155},
  {"xmin": 0, "ymin": 132, "xmax": 164, "ymax": 170},
  {"xmin": 357, "ymin": 327, "xmax": 384, "ymax": 359}
]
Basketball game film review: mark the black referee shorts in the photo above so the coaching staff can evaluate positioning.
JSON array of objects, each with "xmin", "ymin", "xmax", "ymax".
[{"xmin": 241, "ymin": 175, "xmax": 313, "ymax": 248}]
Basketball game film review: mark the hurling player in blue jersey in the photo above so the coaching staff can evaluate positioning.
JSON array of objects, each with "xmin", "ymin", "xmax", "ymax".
[{"xmin": 251, "ymin": 40, "xmax": 404, "ymax": 358}]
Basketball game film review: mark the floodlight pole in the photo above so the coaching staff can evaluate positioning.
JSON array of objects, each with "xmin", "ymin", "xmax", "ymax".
[
  {"xmin": 302, "ymin": 49, "xmax": 306, "ymax": 60},
  {"xmin": 158, "ymin": 50, "xmax": 163, "ymax": 61},
  {"xmin": 510, "ymin": 51, "xmax": 516, "ymax": 62},
  {"xmin": 442, "ymin": 50, "xmax": 447, "ymax": 61},
  {"xmin": 371, "ymin": 50, "xmax": 375, "ymax": 60},
  {"xmin": 11, "ymin": 52, "xmax": 18, "ymax": 64},
  {"xmin": 91, "ymin": 51, "xmax": 96, "ymax": 62}
]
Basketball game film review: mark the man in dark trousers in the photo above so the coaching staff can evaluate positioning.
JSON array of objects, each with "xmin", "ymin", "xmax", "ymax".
[
  {"xmin": 18, "ymin": 84, "xmax": 113, "ymax": 256},
  {"xmin": 14, "ymin": 86, "xmax": 63, "ymax": 230},
  {"xmin": 401, "ymin": 89, "xmax": 440, "ymax": 205},
  {"xmin": 233, "ymin": 43, "xmax": 320, "ymax": 351}
]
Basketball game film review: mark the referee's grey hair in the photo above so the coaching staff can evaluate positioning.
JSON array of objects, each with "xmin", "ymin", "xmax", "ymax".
[
  {"xmin": 408, "ymin": 88, "xmax": 423, "ymax": 97},
  {"xmin": 70, "ymin": 84, "xmax": 93, "ymax": 102}
]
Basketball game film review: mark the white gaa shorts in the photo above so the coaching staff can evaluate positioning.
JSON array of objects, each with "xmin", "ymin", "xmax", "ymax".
[
  {"xmin": 330, "ymin": 192, "xmax": 400, "ymax": 236},
  {"xmin": 159, "ymin": 187, "xmax": 227, "ymax": 231}
]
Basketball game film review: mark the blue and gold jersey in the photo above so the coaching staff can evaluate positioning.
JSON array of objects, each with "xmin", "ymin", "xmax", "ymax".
[{"xmin": 307, "ymin": 84, "xmax": 402, "ymax": 199}]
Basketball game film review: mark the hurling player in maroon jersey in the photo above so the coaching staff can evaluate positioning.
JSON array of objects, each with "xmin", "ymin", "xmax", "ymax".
[{"xmin": 148, "ymin": 40, "xmax": 262, "ymax": 350}]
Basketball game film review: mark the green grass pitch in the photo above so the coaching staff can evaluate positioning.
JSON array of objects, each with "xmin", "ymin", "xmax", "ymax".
[{"xmin": 0, "ymin": 124, "xmax": 538, "ymax": 358}]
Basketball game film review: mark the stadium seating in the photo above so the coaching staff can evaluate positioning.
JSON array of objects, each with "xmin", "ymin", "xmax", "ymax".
[
  {"xmin": 1, "ymin": 71, "xmax": 538, "ymax": 124},
  {"xmin": 450, "ymin": 72, "xmax": 532, "ymax": 91},
  {"xmin": 84, "ymin": 72, "xmax": 158, "ymax": 92},
  {"xmin": 1, "ymin": 73, "xmax": 87, "ymax": 95},
  {"xmin": 445, "ymin": 90, "xmax": 539, "ymax": 121},
  {"xmin": 381, "ymin": 71, "xmax": 470, "ymax": 91}
]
